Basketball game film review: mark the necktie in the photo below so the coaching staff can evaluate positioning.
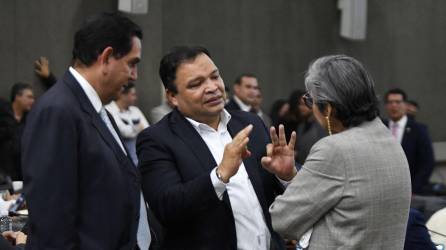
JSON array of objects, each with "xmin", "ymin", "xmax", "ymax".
[
  {"xmin": 391, "ymin": 123, "xmax": 399, "ymax": 139},
  {"xmin": 99, "ymin": 107, "xmax": 127, "ymax": 154},
  {"xmin": 99, "ymin": 107, "xmax": 151, "ymax": 249}
]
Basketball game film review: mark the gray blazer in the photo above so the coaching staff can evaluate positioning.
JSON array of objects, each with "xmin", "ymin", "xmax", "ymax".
[{"xmin": 270, "ymin": 117, "xmax": 411, "ymax": 249}]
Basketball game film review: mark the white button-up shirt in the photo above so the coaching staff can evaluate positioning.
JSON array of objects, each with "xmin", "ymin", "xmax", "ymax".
[{"xmin": 185, "ymin": 110, "xmax": 270, "ymax": 250}]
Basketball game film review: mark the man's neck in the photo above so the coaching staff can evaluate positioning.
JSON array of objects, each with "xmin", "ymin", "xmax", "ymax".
[
  {"xmin": 12, "ymin": 102, "xmax": 24, "ymax": 122},
  {"xmin": 73, "ymin": 64, "xmax": 107, "ymax": 104},
  {"xmin": 116, "ymin": 99, "xmax": 129, "ymax": 111},
  {"xmin": 390, "ymin": 115, "xmax": 406, "ymax": 123}
]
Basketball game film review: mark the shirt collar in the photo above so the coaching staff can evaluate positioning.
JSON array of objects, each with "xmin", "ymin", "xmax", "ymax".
[
  {"xmin": 186, "ymin": 109, "xmax": 232, "ymax": 133},
  {"xmin": 233, "ymin": 95, "xmax": 251, "ymax": 112},
  {"xmin": 69, "ymin": 67, "xmax": 103, "ymax": 113},
  {"xmin": 390, "ymin": 115, "xmax": 408, "ymax": 128}
]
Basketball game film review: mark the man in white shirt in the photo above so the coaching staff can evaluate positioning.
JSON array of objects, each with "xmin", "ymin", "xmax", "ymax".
[
  {"xmin": 22, "ymin": 12, "xmax": 155, "ymax": 249},
  {"xmin": 225, "ymin": 73, "xmax": 260, "ymax": 112},
  {"xmin": 137, "ymin": 46, "xmax": 296, "ymax": 250},
  {"xmin": 383, "ymin": 88, "xmax": 435, "ymax": 194}
]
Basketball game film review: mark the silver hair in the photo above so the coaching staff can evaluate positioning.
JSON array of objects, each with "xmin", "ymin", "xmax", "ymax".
[{"xmin": 304, "ymin": 55, "xmax": 379, "ymax": 127}]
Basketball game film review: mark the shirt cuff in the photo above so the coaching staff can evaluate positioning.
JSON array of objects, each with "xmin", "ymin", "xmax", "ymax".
[
  {"xmin": 276, "ymin": 175, "xmax": 291, "ymax": 188},
  {"xmin": 210, "ymin": 167, "xmax": 226, "ymax": 200}
]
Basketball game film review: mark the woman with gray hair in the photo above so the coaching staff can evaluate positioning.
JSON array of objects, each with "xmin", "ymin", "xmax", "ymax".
[{"xmin": 261, "ymin": 55, "xmax": 411, "ymax": 249}]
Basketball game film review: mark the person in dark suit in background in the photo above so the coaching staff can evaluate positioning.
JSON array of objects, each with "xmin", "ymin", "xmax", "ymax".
[
  {"xmin": 22, "ymin": 12, "xmax": 150, "ymax": 249},
  {"xmin": 225, "ymin": 73, "xmax": 259, "ymax": 112},
  {"xmin": 404, "ymin": 208, "xmax": 437, "ymax": 250},
  {"xmin": 137, "ymin": 46, "xmax": 295, "ymax": 249},
  {"xmin": 383, "ymin": 88, "xmax": 435, "ymax": 194},
  {"xmin": 0, "ymin": 83, "xmax": 35, "ymax": 181}
]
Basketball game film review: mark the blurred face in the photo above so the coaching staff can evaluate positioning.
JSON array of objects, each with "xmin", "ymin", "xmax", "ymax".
[
  {"xmin": 103, "ymin": 36, "xmax": 141, "ymax": 103},
  {"xmin": 385, "ymin": 93, "xmax": 406, "ymax": 121},
  {"xmin": 251, "ymin": 89, "xmax": 262, "ymax": 109},
  {"xmin": 120, "ymin": 87, "xmax": 138, "ymax": 108},
  {"xmin": 234, "ymin": 76, "xmax": 259, "ymax": 105},
  {"xmin": 169, "ymin": 53, "xmax": 226, "ymax": 125},
  {"xmin": 406, "ymin": 103, "xmax": 417, "ymax": 117},
  {"xmin": 15, "ymin": 88, "xmax": 35, "ymax": 111},
  {"xmin": 298, "ymin": 96, "xmax": 312, "ymax": 119}
]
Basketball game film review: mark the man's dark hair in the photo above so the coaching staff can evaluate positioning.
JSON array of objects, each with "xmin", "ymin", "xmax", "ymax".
[
  {"xmin": 234, "ymin": 73, "xmax": 257, "ymax": 85},
  {"xmin": 407, "ymin": 99, "xmax": 419, "ymax": 108},
  {"xmin": 159, "ymin": 46, "xmax": 210, "ymax": 94},
  {"xmin": 10, "ymin": 82, "xmax": 32, "ymax": 103},
  {"xmin": 72, "ymin": 12, "xmax": 142, "ymax": 66},
  {"xmin": 122, "ymin": 82, "xmax": 135, "ymax": 94},
  {"xmin": 384, "ymin": 88, "xmax": 407, "ymax": 102}
]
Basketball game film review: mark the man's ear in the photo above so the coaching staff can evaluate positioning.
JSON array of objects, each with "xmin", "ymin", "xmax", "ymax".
[
  {"xmin": 233, "ymin": 84, "xmax": 240, "ymax": 95},
  {"xmin": 166, "ymin": 89, "xmax": 178, "ymax": 106},
  {"xmin": 99, "ymin": 46, "xmax": 114, "ymax": 65}
]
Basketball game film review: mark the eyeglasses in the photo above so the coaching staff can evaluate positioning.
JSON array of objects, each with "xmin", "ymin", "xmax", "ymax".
[{"xmin": 302, "ymin": 92, "xmax": 313, "ymax": 109}]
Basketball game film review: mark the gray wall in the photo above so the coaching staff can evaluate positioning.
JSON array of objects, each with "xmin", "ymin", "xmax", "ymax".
[
  {"xmin": 1, "ymin": 0, "xmax": 445, "ymax": 141},
  {"xmin": 0, "ymin": 0, "xmax": 162, "ymax": 116},
  {"xmin": 161, "ymin": 0, "xmax": 446, "ymax": 141}
]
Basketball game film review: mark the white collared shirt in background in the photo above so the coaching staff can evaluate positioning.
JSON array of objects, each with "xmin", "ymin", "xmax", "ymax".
[{"xmin": 233, "ymin": 95, "xmax": 252, "ymax": 112}]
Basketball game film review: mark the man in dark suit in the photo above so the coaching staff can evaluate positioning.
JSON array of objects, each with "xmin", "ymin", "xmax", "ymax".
[
  {"xmin": 22, "ymin": 13, "xmax": 149, "ymax": 249},
  {"xmin": 137, "ymin": 46, "xmax": 295, "ymax": 249},
  {"xmin": 225, "ymin": 73, "xmax": 259, "ymax": 112},
  {"xmin": 383, "ymin": 88, "xmax": 435, "ymax": 194}
]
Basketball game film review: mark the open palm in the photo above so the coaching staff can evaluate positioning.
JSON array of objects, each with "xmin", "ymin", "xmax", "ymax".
[{"xmin": 261, "ymin": 125, "xmax": 297, "ymax": 181}]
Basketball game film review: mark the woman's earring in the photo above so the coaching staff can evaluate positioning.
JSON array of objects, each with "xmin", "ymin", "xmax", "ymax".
[{"xmin": 325, "ymin": 116, "xmax": 332, "ymax": 135}]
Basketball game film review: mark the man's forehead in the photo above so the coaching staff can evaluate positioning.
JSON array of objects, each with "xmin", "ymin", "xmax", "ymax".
[
  {"xmin": 241, "ymin": 76, "xmax": 258, "ymax": 85},
  {"xmin": 176, "ymin": 54, "xmax": 217, "ymax": 78},
  {"xmin": 388, "ymin": 93, "xmax": 404, "ymax": 100}
]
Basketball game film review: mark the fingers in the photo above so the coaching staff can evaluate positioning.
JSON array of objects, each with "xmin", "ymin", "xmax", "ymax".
[
  {"xmin": 288, "ymin": 131, "xmax": 297, "ymax": 149},
  {"xmin": 270, "ymin": 126, "xmax": 279, "ymax": 145},
  {"xmin": 265, "ymin": 143, "xmax": 273, "ymax": 157},
  {"xmin": 278, "ymin": 124, "xmax": 286, "ymax": 146},
  {"xmin": 233, "ymin": 124, "xmax": 253, "ymax": 144}
]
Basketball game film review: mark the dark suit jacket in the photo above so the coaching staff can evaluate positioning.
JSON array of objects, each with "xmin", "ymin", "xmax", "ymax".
[
  {"xmin": 0, "ymin": 237, "xmax": 24, "ymax": 250},
  {"xmin": 384, "ymin": 118, "xmax": 435, "ymax": 194},
  {"xmin": 404, "ymin": 208, "xmax": 437, "ymax": 250},
  {"xmin": 225, "ymin": 97, "xmax": 241, "ymax": 111},
  {"xmin": 137, "ymin": 108, "xmax": 285, "ymax": 250},
  {"xmin": 22, "ymin": 71, "xmax": 140, "ymax": 249}
]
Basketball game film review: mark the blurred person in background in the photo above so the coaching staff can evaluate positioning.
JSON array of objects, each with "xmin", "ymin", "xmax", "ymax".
[
  {"xmin": 269, "ymin": 99, "xmax": 289, "ymax": 128},
  {"xmin": 106, "ymin": 82, "xmax": 149, "ymax": 165},
  {"xmin": 406, "ymin": 99, "xmax": 419, "ymax": 120},
  {"xmin": 225, "ymin": 73, "xmax": 259, "ymax": 112},
  {"xmin": 383, "ymin": 88, "xmax": 435, "ymax": 194},
  {"xmin": 250, "ymin": 87, "xmax": 271, "ymax": 127},
  {"xmin": 0, "ymin": 83, "xmax": 34, "ymax": 181}
]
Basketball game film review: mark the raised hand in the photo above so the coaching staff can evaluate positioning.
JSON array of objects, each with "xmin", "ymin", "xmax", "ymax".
[
  {"xmin": 217, "ymin": 124, "xmax": 253, "ymax": 183},
  {"xmin": 261, "ymin": 124, "xmax": 297, "ymax": 181},
  {"xmin": 34, "ymin": 56, "xmax": 51, "ymax": 78}
]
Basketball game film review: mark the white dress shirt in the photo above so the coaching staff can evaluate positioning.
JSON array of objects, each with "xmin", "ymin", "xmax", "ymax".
[
  {"xmin": 106, "ymin": 101, "xmax": 149, "ymax": 139},
  {"xmin": 389, "ymin": 115, "xmax": 408, "ymax": 144},
  {"xmin": 233, "ymin": 95, "xmax": 252, "ymax": 112},
  {"xmin": 185, "ymin": 110, "xmax": 270, "ymax": 250}
]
